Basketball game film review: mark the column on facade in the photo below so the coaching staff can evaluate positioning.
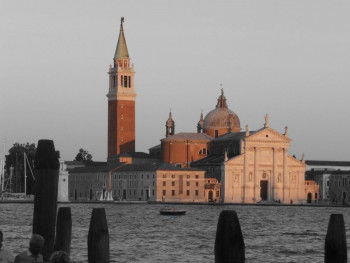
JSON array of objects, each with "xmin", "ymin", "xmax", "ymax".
[
  {"xmin": 282, "ymin": 147, "xmax": 287, "ymax": 203},
  {"xmin": 272, "ymin": 147, "xmax": 277, "ymax": 200},
  {"xmin": 254, "ymin": 147, "xmax": 258, "ymax": 202},
  {"xmin": 242, "ymin": 143, "xmax": 248, "ymax": 203}
]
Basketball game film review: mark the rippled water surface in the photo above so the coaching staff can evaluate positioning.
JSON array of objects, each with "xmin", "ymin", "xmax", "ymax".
[{"xmin": 0, "ymin": 203, "xmax": 350, "ymax": 262}]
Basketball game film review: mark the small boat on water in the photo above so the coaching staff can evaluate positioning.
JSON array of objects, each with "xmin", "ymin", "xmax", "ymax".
[{"xmin": 159, "ymin": 209, "xmax": 186, "ymax": 216}]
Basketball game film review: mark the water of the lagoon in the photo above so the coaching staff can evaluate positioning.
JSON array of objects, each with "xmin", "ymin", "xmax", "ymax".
[{"xmin": 0, "ymin": 203, "xmax": 349, "ymax": 262}]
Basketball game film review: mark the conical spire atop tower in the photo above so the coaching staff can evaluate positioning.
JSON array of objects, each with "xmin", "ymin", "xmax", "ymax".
[{"xmin": 114, "ymin": 17, "xmax": 130, "ymax": 63}]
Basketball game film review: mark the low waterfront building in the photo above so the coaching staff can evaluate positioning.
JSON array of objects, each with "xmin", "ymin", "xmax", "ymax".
[
  {"xmin": 156, "ymin": 165, "xmax": 205, "ymax": 202},
  {"xmin": 306, "ymin": 161, "xmax": 350, "ymax": 204},
  {"xmin": 328, "ymin": 171, "xmax": 350, "ymax": 205},
  {"xmin": 304, "ymin": 177, "xmax": 319, "ymax": 204},
  {"xmin": 306, "ymin": 160, "xmax": 350, "ymax": 171},
  {"xmin": 58, "ymin": 160, "xmax": 86, "ymax": 202},
  {"xmin": 68, "ymin": 155, "xmax": 206, "ymax": 203},
  {"xmin": 204, "ymin": 178, "xmax": 221, "ymax": 203}
]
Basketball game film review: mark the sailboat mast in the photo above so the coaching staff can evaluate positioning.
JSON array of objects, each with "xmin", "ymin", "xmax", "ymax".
[
  {"xmin": 1, "ymin": 142, "xmax": 4, "ymax": 192},
  {"xmin": 24, "ymin": 152, "xmax": 27, "ymax": 196}
]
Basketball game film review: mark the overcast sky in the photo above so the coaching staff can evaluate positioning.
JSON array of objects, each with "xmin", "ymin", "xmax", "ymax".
[{"xmin": 1, "ymin": 0, "xmax": 350, "ymax": 162}]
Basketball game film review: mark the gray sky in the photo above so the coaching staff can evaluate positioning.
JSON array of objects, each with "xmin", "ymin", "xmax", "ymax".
[{"xmin": 1, "ymin": 0, "xmax": 350, "ymax": 162}]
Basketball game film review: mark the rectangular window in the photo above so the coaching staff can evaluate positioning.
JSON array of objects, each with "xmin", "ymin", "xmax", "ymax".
[
  {"xmin": 186, "ymin": 181, "xmax": 190, "ymax": 186},
  {"xmin": 172, "ymin": 181, "xmax": 175, "ymax": 186},
  {"xmin": 172, "ymin": 174, "xmax": 175, "ymax": 178},
  {"xmin": 163, "ymin": 190, "xmax": 166, "ymax": 196},
  {"xmin": 172, "ymin": 190, "xmax": 175, "ymax": 196},
  {"xmin": 195, "ymin": 190, "xmax": 199, "ymax": 196},
  {"xmin": 186, "ymin": 190, "xmax": 190, "ymax": 196},
  {"xmin": 128, "ymin": 76, "xmax": 131, "ymax": 87},
  {"xmin": 121, "ymin": 75, "xmax": 123, "ymax": 87},
  {"xmin": 196, "ymin": 175, "xmax": 199, "ymax": 179},
  {"xmin": 163, "ymin": 181, "xmax": 166, "ymax": 186},
  {"xmin": 152, "ymin": 190, "xmax": 155, "ymax": 196},
  {"xmin": 196, "ymin": 182, "xmax": 199, "ymax": 187}
]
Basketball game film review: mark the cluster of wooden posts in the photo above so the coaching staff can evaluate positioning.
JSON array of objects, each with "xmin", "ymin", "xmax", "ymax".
[
  {"xmin": 32, "ymin": 140, "xmax": 109, "ymax": 262},
  {"xmin": 33, "ymin": 140, "xmax": 347, "ymax": 262}
]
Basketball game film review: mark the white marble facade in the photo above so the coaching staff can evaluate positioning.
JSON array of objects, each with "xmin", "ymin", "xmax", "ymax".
[{"xmin": 221, "ymin": 125, "xmax": 306, "ymax": 204}]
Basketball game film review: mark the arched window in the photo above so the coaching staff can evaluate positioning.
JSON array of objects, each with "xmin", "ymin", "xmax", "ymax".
[{"xmin": 199, "ymin": 148, "xmax": 207, "ymax": 155}]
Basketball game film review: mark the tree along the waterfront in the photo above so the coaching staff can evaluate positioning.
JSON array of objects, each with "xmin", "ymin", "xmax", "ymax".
[
  {"xmin": 74, "ymin": 148, "xmax": 93, "ymax": 164},
  {"xmin": 4, "ymin": 142, "xmax": 36, "ymax": 194},
  {"xmin": 3, "ymin": 142, "xmax": 60, "ymax": 194}
]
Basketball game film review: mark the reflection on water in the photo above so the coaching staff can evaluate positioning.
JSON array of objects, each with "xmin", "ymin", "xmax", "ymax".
[{"xmin": 0, "ymin": 203, "xmax": 349, "ymax": 262}]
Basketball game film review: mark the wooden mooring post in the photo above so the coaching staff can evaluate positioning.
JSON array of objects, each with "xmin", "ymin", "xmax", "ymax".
[
  {"xmin": 325, "ymin": 214, "xmax": 347, "ymax": 263},
  {"xmin": 55, "ymin": 207, "xmax": 72, "ymax": 254},
  {"xmin": 88, "ymin": 208, "xmax": 109, "ymax": 263},
  {"xmin": 215, "ymin": 210, "xmax": 245, "ymax": 263},
  {"xmin": 32, "ymin": 139, "xmax": 59, "ymax": 261}
]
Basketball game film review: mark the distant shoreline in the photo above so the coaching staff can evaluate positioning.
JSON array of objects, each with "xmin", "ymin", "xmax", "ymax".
[{"xmin": 0, "ymin": 200, "xmax": 349, "ymax": 208}]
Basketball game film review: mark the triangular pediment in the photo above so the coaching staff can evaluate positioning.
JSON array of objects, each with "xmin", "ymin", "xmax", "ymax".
[
  {"xmin": 287, "ymin": 154, "xmax": 305, "ymax": 166},
  {"xmin": 245, "ymin": 127, "xmax": 291, "ymax": 143},
  {"xmin": 226, "ymin": 153, "xmax": 244, "ymax": 165}
]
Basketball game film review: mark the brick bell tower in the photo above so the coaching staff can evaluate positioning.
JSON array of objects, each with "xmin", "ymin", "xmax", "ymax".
[{"xmin": 107, "ymin": 17, "xmax": 136, "ymax": 157}]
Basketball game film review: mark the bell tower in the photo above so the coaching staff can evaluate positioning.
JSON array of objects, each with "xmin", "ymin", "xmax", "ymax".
[{"xmin": 107, "ymin": 18, "xmax": 136, "ymax": 157}]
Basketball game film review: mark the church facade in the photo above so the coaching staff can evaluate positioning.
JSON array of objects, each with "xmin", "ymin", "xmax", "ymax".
[{"xmin": 220, "ymin": 121, "xmax": 306, "ymax": 204}]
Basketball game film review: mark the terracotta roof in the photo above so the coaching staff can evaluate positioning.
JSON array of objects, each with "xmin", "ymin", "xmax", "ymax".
[
  {"xmin": 161, "ymin": 133, "xmax": 213, "ymax": 141},
  {"xmin": 306, "ymin": 160, "xmax": 350, "ymax": 166},
  {"xmin": 109, "ymin": 152, "xmax": 158, "ymax": 159},
  {"xmin": 191, "ymin": 154, "xmax": 225, "ymax": 165},
  {"xmin": 212, "ymin": 130, "xmax": 259, "ymax": 142},
  {"xmin": 70, "ymin": 162, "xmax": 203, "ymax": 174},
  {"xmin": 148, "ymin": 144, "xmax": 161, "ymax": 151},
  {"xmin": 64, "ymin": 161, "xmax": 84, "ymax": 165},
  {"xmin": 157, "ymin": 163, "xmax": 203, "ymax": 171},
  {"xmin": 69, "ymin": 162, "xmax": 124, "ymax": 173}
]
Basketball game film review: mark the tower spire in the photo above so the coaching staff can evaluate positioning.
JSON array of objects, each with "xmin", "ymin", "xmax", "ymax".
[{"xmin": 114, "ymin": 17, "xmax": 129, "ymax": 61}]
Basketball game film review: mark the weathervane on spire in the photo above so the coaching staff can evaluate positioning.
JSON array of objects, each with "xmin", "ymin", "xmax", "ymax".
[
  {"xmin": 220, "ymin": 84, "xmax": 224, "ymax": 96},
  {"xmin": 121, "ymin": 17, "xmax": 124, "ymax": 26}
]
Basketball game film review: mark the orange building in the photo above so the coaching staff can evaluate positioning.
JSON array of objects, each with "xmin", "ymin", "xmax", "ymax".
[
  {"xmin": 161, "ymin": 133, "xmax": 212, "ymax": 168},
  {"xmin": 157, "ymin": 89, "xmax": 240, "ymax": 168},
  {"xmin": 107, "ymin": 18, "xmax": 136, "ymax": 157}
]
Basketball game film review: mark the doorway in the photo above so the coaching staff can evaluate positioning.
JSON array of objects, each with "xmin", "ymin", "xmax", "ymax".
[
  {"xmin": 74, "ymin": 189, "xmax": 77, "ymax": 201},
  {"xmin": 208, "ymin": 191, "xmax": 213, "ymax": 202},
  {"xmin": 89, "ymin": 189, "xmax": 93, "ymax": 201},
  {"xmin": 307, "ymin": 193, "xmax": 312, "ymax": 203},
  {"xmin": 123, "ymin": 189, "xmax": 126, "ymax": 200},
  {"xmin": 260, "ymin": 180, "xmax": 268, "ymax": 200}
]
